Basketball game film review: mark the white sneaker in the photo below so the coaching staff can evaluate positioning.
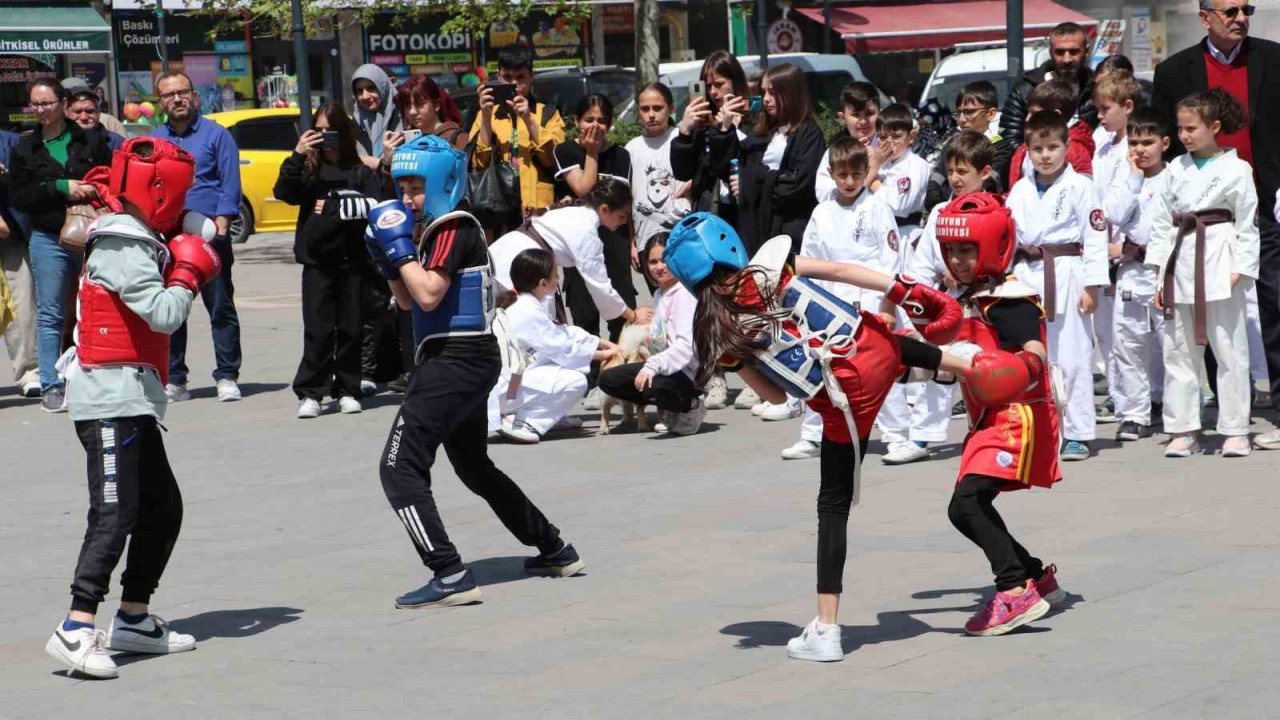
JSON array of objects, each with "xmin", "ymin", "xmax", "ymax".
[
  {"xmin": 107, "ymin": 614, "xmax": 196, "ymax": 655},
  {"xmin": 297, "ymin": 398, "xmax": 321, "ymax": 419},
  {"xmin": 165, "ymin": 383, "xmax": 191, "ymax": 403},
  {"xmin": 552, "ymin": 415, "xmax": 583, "ymax": 431},
  {"xmin": 338, "ymin": 396, "xmax": 362, "ymax": 414},
  {"xmin": 786, "ymin": 617, "xmax": 843, "ymax": 662},
  {"xmin": 360, "ymin": 379, "xmax": 378, "ymax": 396},
  {"xmin": 1255, "ymin": 430, "xmax": 1280, "ymax": 451},
  {"xmin": 653, "ymin": 411, "xmax": 672, "ymax": 434},
  {"xmin": 582, "ymin": 387, "xmax": 603, "ymax": 411},
  {"xmin": 46, "ymin": 624, "xmax": 118, "ymax": 679},
  {"xmin": 704, "ymin": 375, "xmax": 729, "ymax": 409},
  {"xmin": 500, "ymin": 420, "xmax": 541, "ymax": 444},
  {"xmin": 759, "ymin": 400, "xmax": 801, "ymax": 422},
  {"xmin": 216, "ymin": 379, "xmax": 242, "ymax": 402},
  {"xmin": 734, "ymin": 386, "xmax": 761, "ymax": 409},
  {"xmin": 781, "ymin": 439, "xmax": 821, "ymax": 460},
  {"xmin": 751, "ymin": 401, "xmax": 771, "ymax": 416},
  {"xmin": 668, "ymin": 398, "xmax": 707, "ymax": 436},
  {"xmin": 882, "ymin": 441, "xmax": 930, "ymax": 465}
]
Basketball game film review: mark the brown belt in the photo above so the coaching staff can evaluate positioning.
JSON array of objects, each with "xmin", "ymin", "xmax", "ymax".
[
  {"xmin": 516, "ymin": 218, "xmax": 568, "ymax": 325},
  {"xmin": 1163, "ymin": 209, "xmax": 1233, "ymax": 346},
  {"xmin": 1017, "ymin": 243, "xmax": 1082, "ymax": 321}
]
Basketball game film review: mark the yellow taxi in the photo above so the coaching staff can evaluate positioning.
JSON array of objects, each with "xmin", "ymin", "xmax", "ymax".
[{"xmin": 203, "ymin": 108, "xmax": 301, "ymax": 243}]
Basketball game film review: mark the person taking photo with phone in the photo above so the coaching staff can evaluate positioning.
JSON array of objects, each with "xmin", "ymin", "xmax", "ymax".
[
  {"xmin": 470, "ymin": 45, "xmax": 565, "ymax": 232},
  {"xmin": 671, "ymin": 51, "xmax": 751, "ymax": 220},
  {"xmin": 274, "ymin": 103, "xmax": 389, "ymax": 419}
]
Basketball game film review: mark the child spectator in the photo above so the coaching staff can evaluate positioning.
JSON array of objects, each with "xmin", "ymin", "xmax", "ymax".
[
  {"xmin": 926, "ymin": 81, "xmax": 1004, "ymax": 211},
  {"xmin": 815, "ymin": 82, "xmax": 881, "ymax": 203}
]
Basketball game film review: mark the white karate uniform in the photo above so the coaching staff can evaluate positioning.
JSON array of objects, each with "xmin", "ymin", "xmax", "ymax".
[
  {"xmin": 797, "ymin": 192, "xmax": 899, "ymax": 444},
  {"xmin": 1111, "ymin": 170, "xmax": 1168, "ymax": 425},
  {"xmin": 1147, "ymin": 150, "xmax": 1259, "ymax": 436},
  {"xmin": 489, "ymin": 205, "xmax": 627, "ymax": 321},
  {"xmin": 874, "ymin": 150, "xmax": 931, "ymax": 240},
  {"xmin": 814, "ymin": 134, "xmax": 879, "ymax": 204},
  {"xmin": 1092, "ymin": 130, "xmax": 1145, "ymax": 403},
  {"xmin": 486, "ymin": 293, "xmax": 595, "ymax": 435},
  {"xmin": 1008, "ymin": 166, "xmax": 1110, "ymax": 442}
]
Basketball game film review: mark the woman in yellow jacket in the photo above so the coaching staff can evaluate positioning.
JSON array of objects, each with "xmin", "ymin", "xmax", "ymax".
[{"xmin": 471, "ymin": 45, "xmax": 565, "ymax": 230}]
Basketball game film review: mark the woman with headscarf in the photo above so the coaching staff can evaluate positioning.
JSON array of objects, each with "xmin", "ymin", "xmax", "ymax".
[{"xmin": 350, "ymin": 64, "xmax": 401, "ymax": 170}]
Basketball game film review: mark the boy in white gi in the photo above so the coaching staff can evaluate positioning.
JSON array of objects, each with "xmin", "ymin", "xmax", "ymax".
[
  {"xmin": 781, "ymin": 136, "xmax": 899, "ymax": 460},
  {"xmin": 1148, "ymin": 89, "xmax": 1258, "ymax": 458},
  {"xmin": 1006, "ymin": 111, "xmax": 1109, "ymax": 461}
]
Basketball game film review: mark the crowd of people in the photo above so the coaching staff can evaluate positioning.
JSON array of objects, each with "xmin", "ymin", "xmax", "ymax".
[{"xmin": 6, "ymin": 4, "xmax": 1280, "ymax": 679}]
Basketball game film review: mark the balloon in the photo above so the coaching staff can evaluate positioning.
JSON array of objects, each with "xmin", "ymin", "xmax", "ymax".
[
  {"xmin": 122, "ymin": 102, "xmax": 141, "ymax": 122},
  {"xmin": 137, "ymin": 104, "xmax": 154, "ymax": 119}
]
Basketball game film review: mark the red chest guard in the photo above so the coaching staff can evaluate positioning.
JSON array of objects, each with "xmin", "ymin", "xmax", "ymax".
[{"xmin": 75, "ymin": 248, "xmax": 171, "ymax": 385}]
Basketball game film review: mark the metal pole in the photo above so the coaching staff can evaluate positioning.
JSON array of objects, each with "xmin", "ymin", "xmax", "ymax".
[
  {"xmin": 756, "ymin": 0, "xmax": 768, "ymax": 68},
  {"xmin": 156, "ymin": 8, "xmax": 169, "ymax": 73},
  {"xmin": 823, "ymin": 0, "xmax": 832, "ymax": 54},
  {"xmin": 291, "ymin": 0, "xmax": 313, "ymax": 131},
  {"xmin": 1006, "ymin": 0, "xmax": 1024, "ymax": 88}
]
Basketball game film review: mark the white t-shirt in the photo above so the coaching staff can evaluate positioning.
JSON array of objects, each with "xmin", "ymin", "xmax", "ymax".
[
  {"xmin": 625, "ymin": 128, "xmax": 691, "ymax": 252},
  {"xmin": 762, "ymin": 129, "xmax": 788, "ymax": 171}
]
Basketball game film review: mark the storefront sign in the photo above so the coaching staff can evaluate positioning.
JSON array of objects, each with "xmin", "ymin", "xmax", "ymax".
[
  {"xmin": 0, "ymin": 33, "xmax": 108, "ymax": 54},
  {"xmin": 1090, "ymin": 20, "xmax": 1126, "ymax": 69},
  {"xmin": 602, "ymin": 5, "xmax": 635, "ymax": 35},
  {"xmin": 366, "ymin": 15, "xmax": 473, "ymax": 63},
  {"xmin": 1131, "ymin": 7, "xmax": 1154, "ymax": 74},
  {"xmin": 766, "ymin": 19, "xmax": 803, "ymax": 55},
  {"xmin": 0, "ymin": 55, "xmax": 56, "ymax": 125},
  {"xmin": 487, "ymin": 15, "xmax": 583, "ymax": 69}
]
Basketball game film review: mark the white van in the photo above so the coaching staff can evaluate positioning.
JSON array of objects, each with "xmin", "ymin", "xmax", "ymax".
[
  {"xmin": 618, "ymin": 52, "xmax": 887, "ymax": 122},
  {"xmin": 922, "ymin": 45, "xmax": 1051, "ymax": 110}
]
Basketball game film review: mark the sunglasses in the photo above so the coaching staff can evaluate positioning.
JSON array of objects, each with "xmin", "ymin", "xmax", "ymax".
[{"xmin": 1207, "ymin": 4, "xmax": 1254, "ymax": 20}]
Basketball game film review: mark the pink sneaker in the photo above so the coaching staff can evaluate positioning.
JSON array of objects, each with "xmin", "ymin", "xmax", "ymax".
[
  {"xmin": 1037, "ymin": 564, "xmax": 1066, "ymax": 606},
  {"xmin": 964, "ymin": 582, "xmax": 1050, "ymax": 636}
]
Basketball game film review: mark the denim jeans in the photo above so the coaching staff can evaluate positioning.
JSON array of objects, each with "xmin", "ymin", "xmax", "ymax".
[
  {"xmin": 27, "ymin": 229, "xmax": 81, "ymax": 390},
  {"xmin": 168, "ymin": 235, "xmax": 241, "ymax": 385}
]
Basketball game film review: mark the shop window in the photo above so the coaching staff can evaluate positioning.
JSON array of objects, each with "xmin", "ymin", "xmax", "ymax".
[{"xmin": 233, "ymin": 118, "xmax": 300, "ymax": 152}]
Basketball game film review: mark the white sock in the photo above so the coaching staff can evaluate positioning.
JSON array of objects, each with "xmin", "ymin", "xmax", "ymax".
[{"xmin": 441, "ymin": 570, "xmax": 467, "ymax": 584}]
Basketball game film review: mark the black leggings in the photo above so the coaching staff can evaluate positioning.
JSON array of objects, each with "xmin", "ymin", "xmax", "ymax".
[
  {"xmin": 816, "ymin": 437, "xmax": 869, "ymax": 595},
  {"xmin": 947, "ymin": 474, "xmax": 1044, "ymax": 591},
  {"xmin": 597, "ymin": 362, "xmax": 700, "ymax": 413}
]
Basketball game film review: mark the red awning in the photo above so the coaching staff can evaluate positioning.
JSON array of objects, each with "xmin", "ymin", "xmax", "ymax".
[{"xmin": 796, "ymin": 0, "xmax": 1098, "ymax": 54}]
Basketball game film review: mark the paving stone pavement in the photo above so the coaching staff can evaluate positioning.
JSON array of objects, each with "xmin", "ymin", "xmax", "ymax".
[{"xmin": 2, "ymin": 233, "xmax": 1279, "ymax": 719}]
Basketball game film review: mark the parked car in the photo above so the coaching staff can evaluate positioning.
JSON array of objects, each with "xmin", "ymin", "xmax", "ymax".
[
  {"xmin": 922, "ymin": 45, "xmax": 1050, "ymax": 112},
  {"xmin": 204, "ymin": 108, "xmax": 301, "ymax": 244}
]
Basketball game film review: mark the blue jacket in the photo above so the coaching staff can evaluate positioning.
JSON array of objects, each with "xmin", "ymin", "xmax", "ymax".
[
  {"xmin": 0, "ymin": 130, "xmax": 32, "ymax": 242},
  {"xmin": 150, "ymin": 114, "xmax": 242, "ymax": 220}
]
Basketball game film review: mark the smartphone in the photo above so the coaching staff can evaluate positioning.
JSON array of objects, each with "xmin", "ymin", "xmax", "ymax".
[
  {"xmin": 488, "ymin": 81, "xmax": 517, "ymax": 107},
  {"xmin": 401, "ymin": 128, "xmax": 422, "ymax": 143},
  {"xmin": 320, "ymin": 130, "xmax": 339, "ymax": 149},
  {"xmin": 749, "ymin": 95, "xmax": 763, "ymax": 114},
  {"xmin": 688, "ymin": 80, "xmax": 706, "ymax": 101}
]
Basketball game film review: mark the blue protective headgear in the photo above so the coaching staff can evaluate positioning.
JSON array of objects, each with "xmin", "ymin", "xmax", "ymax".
[
  {"xmin": 663, "ymin": 212, "xmax": 748, "ymax": 290},
  {"xmin": 390, "ymin": 134, "xmax": 467, "ymax": 222}
]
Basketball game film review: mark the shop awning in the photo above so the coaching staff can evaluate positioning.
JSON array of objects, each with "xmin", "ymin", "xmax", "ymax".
[
  {"xmin": 0, "ymin": 6, "xmax": 111, "ymax": 55},
  {"xmin": 796, "ymin": 0, "xmax": 1097, "ymax": 54}
]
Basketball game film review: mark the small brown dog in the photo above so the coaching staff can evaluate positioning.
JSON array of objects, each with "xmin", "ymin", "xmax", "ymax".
[{"xmin": 599, "ymin": 323, "xmax": 651, "ymax": 434}]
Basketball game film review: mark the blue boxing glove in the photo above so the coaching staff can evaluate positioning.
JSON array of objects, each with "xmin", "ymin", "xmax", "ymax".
[{"xmin": 365, "ymin": 199, "xmax": 418, "ymax": 278}]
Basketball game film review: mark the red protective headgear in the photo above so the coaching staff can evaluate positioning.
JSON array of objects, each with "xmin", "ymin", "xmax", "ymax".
[
  {"xmin": 935, "ymin": 192, "xmax": 1017, "ymax": 283},
  {"xmin": 107, "ymin": 137, "xmax": 195, "ymax": 234}
]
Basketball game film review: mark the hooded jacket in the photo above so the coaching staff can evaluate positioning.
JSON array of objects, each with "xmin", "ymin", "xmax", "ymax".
[{"xmin": 351, "ymin": 64, "xmax": 401, "ymax": 159}]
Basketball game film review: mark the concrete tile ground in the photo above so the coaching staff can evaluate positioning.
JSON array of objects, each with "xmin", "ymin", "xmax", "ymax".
[{"xmin": 2, "ymin": 233, "xmax": 1277, "ymax": 719}]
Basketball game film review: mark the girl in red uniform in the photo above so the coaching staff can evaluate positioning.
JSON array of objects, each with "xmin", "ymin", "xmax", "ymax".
[{"xmin": 935, "ymin": 192, "xmax": 1068, "ymax": 637}]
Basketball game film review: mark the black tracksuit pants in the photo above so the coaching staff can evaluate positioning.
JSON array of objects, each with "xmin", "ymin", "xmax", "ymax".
[
  {"xmin": 70, "ymin": 416, "xmax": 183, "ymax": 614},
  {"xmin": 947, "ymin": 474, "xmax": 1044, "ymax": 591},
  {"xmin": 816, "ymin": 437, "xmax": 868, "ymax": 595},
  {"xmin": 378, "ymin": 347, "xmax": 563, "ymax": 578},
  {"xmin": 294, "ymin": 264, "xmax": 364, "ymax": 400},
  {"xmin": 597, "ymin": 362, "xmax": 700, "ymax": 413}
]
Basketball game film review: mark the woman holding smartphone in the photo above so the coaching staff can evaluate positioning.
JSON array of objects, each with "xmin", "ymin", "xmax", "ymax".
[
  {"xmin": 274, "ymin": 103, "xmax": 388, "ymax": 419},
  {"xmin": 670, "ymin": 51, "xmax": 750, "ymax": 220},
  {"xmin": 382, "ymin": 74, "xmax": 469, "ymax": 166}
]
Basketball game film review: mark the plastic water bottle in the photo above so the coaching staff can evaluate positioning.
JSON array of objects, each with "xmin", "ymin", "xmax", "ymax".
[{"xmin": 728, "ymin": 158, "xmax": 740, "ymax": 203}]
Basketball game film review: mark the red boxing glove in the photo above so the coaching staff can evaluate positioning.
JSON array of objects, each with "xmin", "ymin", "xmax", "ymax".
[
  {"xmin": 165, "ymin": 233, "xmax": 222, "ymax": 294},
  {"xmin": 963, "ymin": 350, "xmax": 1043, "ymax": 406},
  {"xmin": 884, "ymin": 274, "xmax": 962, "ymax": 344}
]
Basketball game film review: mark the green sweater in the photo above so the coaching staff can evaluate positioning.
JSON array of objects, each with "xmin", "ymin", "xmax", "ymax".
[{"xmin": 43, "ymin": 129, "xmax": 71, "ymax": 195}]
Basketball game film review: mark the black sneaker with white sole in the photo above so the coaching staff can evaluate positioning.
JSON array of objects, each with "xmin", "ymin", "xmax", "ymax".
[
  {"xmin": 1116, "ymin": 421, "xmax": 1150, "ymax": 442},
  {"xmin": 524, "ymin": 543, "xmax": 586, "ymax": 577},
  {"xmin": 394, "ymin": 569, "xmax": 482, "ymax": 608}
]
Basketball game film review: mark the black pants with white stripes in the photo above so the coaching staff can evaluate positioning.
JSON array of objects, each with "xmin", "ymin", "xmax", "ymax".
[
  {"xmin": 378, "ymin": 346, "xmax": 563, "ymax": 578},
  {"xmin": 70, "ymin": 416, "xmax": 183, "ymax": 614}
]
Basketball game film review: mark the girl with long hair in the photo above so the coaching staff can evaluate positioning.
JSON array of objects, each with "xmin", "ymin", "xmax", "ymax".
[{"xmin": 671, "ymin": 50, "xmax": 750, "ymax": 218}]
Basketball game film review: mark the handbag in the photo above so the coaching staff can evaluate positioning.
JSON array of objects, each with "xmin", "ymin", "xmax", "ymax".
[
  {"xmin": 59, "ymin": 203, "xmax": 109, "ymax": 252},
  {"xmin": 467, "ymin": 142, "xmax": 519, "ymax": 224}
]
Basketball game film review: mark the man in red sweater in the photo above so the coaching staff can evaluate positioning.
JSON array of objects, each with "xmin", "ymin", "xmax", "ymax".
[{"xmin": 1152, "ymin": 0, "xmax": 1280, "ymax": 450}]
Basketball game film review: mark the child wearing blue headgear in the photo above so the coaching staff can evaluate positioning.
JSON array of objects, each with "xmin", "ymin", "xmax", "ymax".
[{"xmin": 364, "ymin": 134, "xmax": 585, "ymax": 609}]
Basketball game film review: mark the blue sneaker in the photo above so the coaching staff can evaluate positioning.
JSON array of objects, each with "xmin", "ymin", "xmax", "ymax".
[
  {"xmin": 1060, "ymin": 440, "xmax": 1090, "ymax": 462},
  {"xmin": 524, "ymin": 543, "xmax": 586, "ymax": 577},
  {"xmin": 394, "ymin": 569, "xmax": 482, "ymax": 609}
]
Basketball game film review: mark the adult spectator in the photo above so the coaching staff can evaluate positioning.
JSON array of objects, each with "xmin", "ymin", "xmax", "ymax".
[
  {"xmin": 385, "ymin": 73, "xmax": 468, "ymax": 156},
  {"xmin": 671, "ymin": 50, "xmax": 751, "ymax": 220},
  {"xmin": 0, "ymin": 129, "xmax": 39, "ymax": 397},
  {"xmin": 66, "ymin": 90, "xmax": 124, "ymax": 151},
  {"xmin": 151, "ymin": 71, "xmax": 244, "ymax": 403},
  {"xmin": 1151, "ymin": 0, "xmax": 1280, "ymax": 446},
  {"xmin": 9, "ymin": 78, "xmax": 111, "ymax": 412},
  {"xmin": 60, "ymin": 78, "xmax": 128, "ymax": 138},
  {"xmin": 999, "ymin": 22, "xmax": 1097, "ymax": 148},
  {"xmin": 350, "ymin": 64, "xmax": 401, "ymax": 170},
  {"xmin": 471, "ymin": 44, "xmax": 566, "ymax": 230}
]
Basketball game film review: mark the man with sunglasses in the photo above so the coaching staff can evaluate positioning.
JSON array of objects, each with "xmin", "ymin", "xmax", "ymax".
[{"xmin": 1153, "ymin": 0, "xmax": 1280, "ymax": 449}]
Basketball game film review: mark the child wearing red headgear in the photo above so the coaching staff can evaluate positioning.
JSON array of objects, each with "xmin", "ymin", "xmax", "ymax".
[
  {"xmin": 936, "ymin": 192, "xmax": 1067, "ymax": 637},
  {"xmin": 46, "ymin": 138, "xmax": 222, "ymax": 680}
]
